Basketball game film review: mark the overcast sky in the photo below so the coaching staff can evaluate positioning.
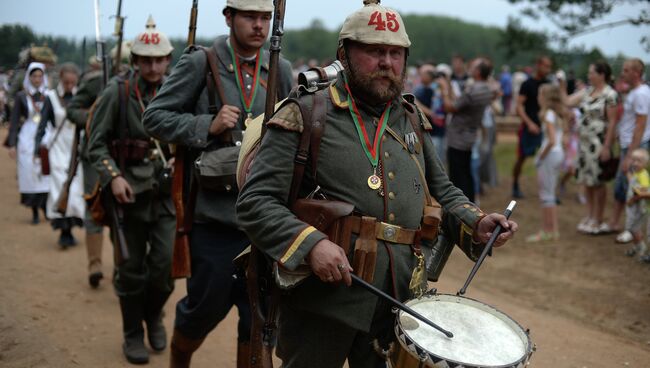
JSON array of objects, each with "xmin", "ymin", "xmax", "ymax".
[{"xmin": 1, "ymin": 0, "xmax": 648, "ymax": 59}]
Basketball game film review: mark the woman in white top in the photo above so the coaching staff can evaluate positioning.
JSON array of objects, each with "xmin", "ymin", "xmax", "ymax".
[
  {"xmin": 35, "ymin": 63, "xmax": 85, "ymax": 247},
  {"xmin": 4, "ymin": 62, "xmax": 50, "ymax": 224},
  {"xmin": 527, "ymin": 84, "xmax": 566, "ymax": 242}
]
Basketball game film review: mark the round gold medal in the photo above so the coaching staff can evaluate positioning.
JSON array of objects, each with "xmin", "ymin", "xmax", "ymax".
[
  {"xmin": 32, "ymin": 113, "xmax": 41, "ymax": 124},
  {"xmin": 367, "ymin": 174, "xmax": 382, "ymax": 190}
]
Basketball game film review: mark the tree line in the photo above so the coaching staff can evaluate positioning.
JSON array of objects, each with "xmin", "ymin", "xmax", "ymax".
[{"xmin": 0, "ymin": 12, "xmax": 637, "ymax": 82}]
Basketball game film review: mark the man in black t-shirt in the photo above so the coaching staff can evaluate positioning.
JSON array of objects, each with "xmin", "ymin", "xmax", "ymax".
[{"xmin": 511, "ymin": 56, "xmax": 552, "ymax": 198}]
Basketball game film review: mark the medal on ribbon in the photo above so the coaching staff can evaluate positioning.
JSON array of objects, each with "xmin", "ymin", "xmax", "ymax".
[
  {"xmin": 228, "ymin": 44, "xmax": 262, "ymax": 120},
  {"xmin": 343, "ymin": 80, "xmax": 391, "ymax": 191}
]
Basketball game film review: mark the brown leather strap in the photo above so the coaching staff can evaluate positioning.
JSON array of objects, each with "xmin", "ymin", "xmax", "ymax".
[
  {"xmin": 288, "ymin": 90, "xmax": 327, "ymax": 206},
  {"xmin": 200, "ymin": 46, "xmax": 227, "ymax": 110},
  {"xmin": 343, "ymin": 216, "xmax": 419, "ymax": 245},
  {"xmin": 117, "ymin": 78, "xmax": 129, "ymax": 172},
  {"xmin": 200, "ymin": 46, "xmax": 240, "ymax": 144}
]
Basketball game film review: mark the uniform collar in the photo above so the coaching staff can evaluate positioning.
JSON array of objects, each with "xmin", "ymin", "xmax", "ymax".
[{"xmin": 213, "ymin": 35, "xmax": 270, "ymax": 73}]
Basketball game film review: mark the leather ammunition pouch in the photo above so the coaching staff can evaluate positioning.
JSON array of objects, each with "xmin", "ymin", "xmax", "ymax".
[
  {"xmin": 292, "ymin": 198, "xmax": 355, "ymax": 244},
  {"xmin": 84, "ymin": 181, "xmax": 109, "ymax": 226},
  {"xmin": 109, "ymin": 138, "xmax": 150, "ymax": 164}
]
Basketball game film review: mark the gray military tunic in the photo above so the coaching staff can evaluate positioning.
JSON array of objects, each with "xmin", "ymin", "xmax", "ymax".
[
  {"xmin": 237, "ymin": 76, "xmax": 486, "ymax": 333},
  {"xmin": 143, "ymin": 35, "xmax": 293, "ymax": 226}
]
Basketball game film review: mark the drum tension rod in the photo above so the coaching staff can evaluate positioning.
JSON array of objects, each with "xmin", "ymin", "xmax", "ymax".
[
  {"xmin": 351, "ymin": 274, "xmax": 454, "ymax": 338},
  {"xmin": 458, "ymin": 200, "xmax": 517, "ymax": 296}
]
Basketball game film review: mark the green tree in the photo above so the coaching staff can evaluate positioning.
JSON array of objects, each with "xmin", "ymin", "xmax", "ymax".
[{"xmin": 507, "ymin": 0, "xmax": 650, "ymax": 50}]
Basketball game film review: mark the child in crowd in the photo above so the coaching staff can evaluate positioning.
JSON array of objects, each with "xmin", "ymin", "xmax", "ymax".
[
  {"xmin": 527, "ymin": 84, "xmax": 566, "ymax": 242},
  {"xmin": 623, "ymin": 148, "xmax": 650, "ymax": 262}
]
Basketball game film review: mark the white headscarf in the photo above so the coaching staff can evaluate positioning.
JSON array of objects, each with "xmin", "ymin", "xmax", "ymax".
[{"xmin": 23, "ymin": 62, "xmax": 48, "ymax": 95}]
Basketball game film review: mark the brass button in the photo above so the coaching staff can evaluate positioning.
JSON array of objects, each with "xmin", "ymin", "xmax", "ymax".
[
  {"xmin": 388, "ymin": 192, "xmax": 396, "ymax": 200},
  {"xmin": 388, "ymin": 213, "xmax": 395, "ymax": 222},
  {"xmin": 384, "ymin": 151, "xmax": 390, "ymax": 159},
  {"xmin": 107, "ymin": 165, "xmax": 113, "ymax": 170},
  {"xmin": 463, "ymin": 204, "xmax": 470, "ymax": 208},
  {"xmin": 388, "ymin": 172, "xmax": 395, "ymax": 180},
  {"xmin": 470, "ymin": 208, "xmax": 476, "ymax": 212},
  {"xmin": 111, "ymin": 172, "xmax": 117, "ymax": 177},
  {"xmin": 102, "ymin": 159, "xmax": 109, "ymax": 165}
]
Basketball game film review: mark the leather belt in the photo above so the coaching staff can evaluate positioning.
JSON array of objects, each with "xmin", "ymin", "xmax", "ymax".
[{"xmin": 343, "ymin": 216, "xmax": 419, "ymax": 245}]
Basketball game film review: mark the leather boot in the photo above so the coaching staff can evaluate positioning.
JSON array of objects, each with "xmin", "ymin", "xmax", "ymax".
[
  {"xmin": 144, "ymin": 287, "xmax": 172, "ymax": 352},
  {"xmin": 86, "ymin": 232, "xmax": 104, "ymax": 288},
  {"xmin": 169, "ymin": 329, "xmax": 205, "ymax": 368},
  {"xmin": 237, "ymin": 342, "xmax": 251, "ymax": 368},
  {"xmin": 119, "ymin": 296, "xmax": 149, "ymax": 364}
]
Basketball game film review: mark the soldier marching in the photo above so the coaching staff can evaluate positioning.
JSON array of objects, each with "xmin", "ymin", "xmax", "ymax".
[
  {"xmin": 87, "ymin": 16, "xmax": 175, "ymax": 364},
  {"xmin": 2, "ymin": 1, "xmax": 523, "ymax": 367}
]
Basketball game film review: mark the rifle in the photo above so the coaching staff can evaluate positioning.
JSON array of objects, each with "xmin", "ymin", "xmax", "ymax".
[
  {"xmin": 94, "ymin": 0, "xmax": 109, "ymax": 87},
  {"xmin": 169, "ymin": 0, "xmax": 198, "ymax": 279},
  {"xmin": 81, "ymin": 37, "xmax": 87, "ymax": 75},
  {"xmin": 95, "ymin": 0, "xmax": 129, "ymax": 265},
  {"xmin": 112, "ymin": 0, "xmax": 125, "ymax": 75},
  {"xmin": 55, "ymin": 128, "xmax": 81, "ymax": 215},
  {"xmin": 248, "ymin": 1, "xmax": 286, "ymax": 367}
]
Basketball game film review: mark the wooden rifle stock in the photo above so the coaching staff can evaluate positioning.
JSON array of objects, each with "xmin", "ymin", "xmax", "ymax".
[
  {"xmin": 56, "ymin": 126, "xmax": 82, "ymax": 215},
  {"xmin": 170, "ymin": 0, "xmax": 199, "ymax": 279},
  {"xmin": 249, "ymin": 1, "xmax": 286, "ymax": 367}
]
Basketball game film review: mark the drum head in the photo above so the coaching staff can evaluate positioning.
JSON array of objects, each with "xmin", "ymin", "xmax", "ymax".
[{"xmin": 396, "ymin": 294, "xmax": 532, "ymax": 367}]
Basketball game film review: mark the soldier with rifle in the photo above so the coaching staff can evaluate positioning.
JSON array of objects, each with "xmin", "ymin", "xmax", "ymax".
[
  {"xmin": 67, "ymin": 37, "xmax": 131, "ymax": 287},
  {"xmin": 87, "ymin": 16, "xmax": 175, "ymax": 364},
  {"xmin": 236, "ymin": 1, "xmax": 518, "ymax": 367},
  {"xmin": 142, "ymin": 1, "xmax": 292, "ymax": 366}
]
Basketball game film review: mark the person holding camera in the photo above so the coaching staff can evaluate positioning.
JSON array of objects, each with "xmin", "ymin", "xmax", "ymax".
[{"xmin": 438, "ymin": 57, "xmax": 494, "ymax": 202}]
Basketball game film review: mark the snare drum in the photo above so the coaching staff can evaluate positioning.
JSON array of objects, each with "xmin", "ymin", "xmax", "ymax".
[{"xmin": 390, "ymin": 294, "xmax": 534, "ymax": 368}]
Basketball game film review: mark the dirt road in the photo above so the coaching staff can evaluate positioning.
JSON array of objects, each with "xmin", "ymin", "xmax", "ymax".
[{"xmin": 1, "ymin": 127, "xmax": 649, "ymax": 367}]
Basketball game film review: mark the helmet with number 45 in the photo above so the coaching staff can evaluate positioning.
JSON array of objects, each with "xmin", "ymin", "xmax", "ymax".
[
  {"xmin": 131, "ymin": 15, "xmax": 174, "ymax": 57},
  {"xmin": 338, "ymin": 0, "xmax": 410, "ymax": 48}
]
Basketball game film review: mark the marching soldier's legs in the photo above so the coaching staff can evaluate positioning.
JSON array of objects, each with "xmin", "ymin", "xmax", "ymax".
[
  {"xmin": 83, "ymin": 159, "xmax": 105, "ymax": 288},
  {"xmin": 114, "ymin": 200, "xmax": 150, "ymax": 364},
  {"xmin": 173, "ymin": 223, "xmax": 250, "ymax": 360},
  {"xmin": 85, "ymin": 230, "xmax": 104, "ymax": 288},
  {"xmin": 276, "ymin": 303, "xmax": 354, "ymax": 368},
  {"xmin": 169, "ymin": 329, "xmax": 205, "ymax": 368},
  {"xmin": 277, "ymin": 276, "xmax": 394, "ymax": 368},
  {"xmin": 144, "ymin": 201, "xmax": 175, "ymax": 352}
]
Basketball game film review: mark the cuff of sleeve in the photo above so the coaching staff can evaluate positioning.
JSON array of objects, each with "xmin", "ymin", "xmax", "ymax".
[
  {"xmin": 192, "ymin": 115, "xmax": 214, "ymax": 148},
  {"xmin": 278, "ymin": 225, "xmax": 328, "ymax": 271},
  {"xmin": 99, "ymin": 158, "xmax": 122, "ymax": 187}
]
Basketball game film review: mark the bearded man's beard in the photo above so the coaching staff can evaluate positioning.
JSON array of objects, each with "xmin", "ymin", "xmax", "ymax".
[{"xmin": 346, "ymin": 63, "xmax": 405, "ymax": 105}]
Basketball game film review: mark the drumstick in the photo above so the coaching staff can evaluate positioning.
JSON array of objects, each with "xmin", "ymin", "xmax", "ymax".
[
  {"xmin": 458, "ymin": 200, "xmax": 517, "ymax": 296},
  {"xmin": 350, "ymin": 273, "xmax": 454, "ymax": 338}
]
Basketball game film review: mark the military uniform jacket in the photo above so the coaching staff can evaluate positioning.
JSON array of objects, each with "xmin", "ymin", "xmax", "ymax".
[
  {"xmin": 87, "ymin": 70, "xmax": 168, "ymax": 198},
  {"xmin": 143, "ymin": 35, "xmax": 293, "ymax": 226},
  {"xmin": 236, "ymin": 76, "xmax": 486, "ymax": 332},
  {"xmin": 67, "ymin": 69, "xmax": 103, "ymax": 129}
]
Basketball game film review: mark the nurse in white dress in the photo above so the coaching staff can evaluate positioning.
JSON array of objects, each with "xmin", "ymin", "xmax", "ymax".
[
  {"xmin": 37, "ymin": 63, "xmax": 85, "ymax": 247},
  {"xmin": 4, "ymin": 62, "xmax": 50, "ymax": 224}
]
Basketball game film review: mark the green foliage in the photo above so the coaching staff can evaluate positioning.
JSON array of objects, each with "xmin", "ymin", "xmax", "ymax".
[
  {"xmin": 507, "ymin": 0, "xmax": 650, "ymax": 51},
  {"xmin": 0, "ymin": 24, "xmax": 37, "ymax": 68}
]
